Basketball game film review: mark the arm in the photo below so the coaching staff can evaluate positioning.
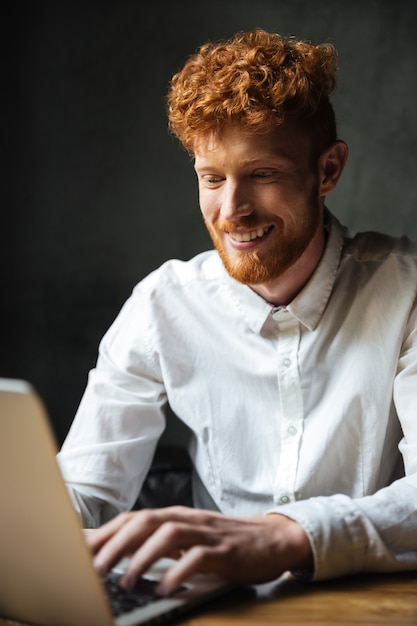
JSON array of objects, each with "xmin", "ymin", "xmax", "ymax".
[
  {"xmin": 57, "ymin": 288, "xmax": 167, "ymax": 527},
  {"xmin": 280, "ymin": 305, "xmax": 417, "ymax": 580},
  {"xmin": 275, "ymin": 477, "xmax": 417, "ymax": 580}
]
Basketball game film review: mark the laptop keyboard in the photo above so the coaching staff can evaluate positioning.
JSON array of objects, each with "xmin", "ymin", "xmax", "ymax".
[{"xmin": 103, "ymin": 571, "xmax": 162, "ymax": 616}]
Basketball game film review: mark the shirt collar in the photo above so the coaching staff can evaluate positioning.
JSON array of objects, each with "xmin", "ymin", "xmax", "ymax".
[
  {"xmin": 218, "ymin": 210, "xmax": 345, "ymax": 333},
  {"xmin": 286, "ymin": 211, "xmax": 345, "ymax": 330}
]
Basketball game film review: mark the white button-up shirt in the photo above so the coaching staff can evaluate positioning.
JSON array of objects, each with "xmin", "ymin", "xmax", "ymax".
[{"xmin": 57, "ymin": 212, "xmax": 417, "ymax": 580}]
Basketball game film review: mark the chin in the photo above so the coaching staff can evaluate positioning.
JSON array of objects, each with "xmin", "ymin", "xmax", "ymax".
[{"xmin": 221, "ymin": 252, "xmax": 287, "ymax": 285}]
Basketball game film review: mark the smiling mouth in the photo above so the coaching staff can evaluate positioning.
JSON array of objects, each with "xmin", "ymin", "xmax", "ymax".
[{"xmin": 228, "ymin": 226, "xmax": 272, "ymax": 243}]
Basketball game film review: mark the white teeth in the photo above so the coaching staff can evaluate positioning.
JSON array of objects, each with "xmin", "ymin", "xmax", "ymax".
[{"xmin": 231, "ymin": 227, "xmax": 269, "ymax": 242}]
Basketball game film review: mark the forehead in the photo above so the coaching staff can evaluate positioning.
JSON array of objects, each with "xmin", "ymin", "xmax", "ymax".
[{"xmin": 193, "ymin": 123, "xmax": 312, "ymax": 166}]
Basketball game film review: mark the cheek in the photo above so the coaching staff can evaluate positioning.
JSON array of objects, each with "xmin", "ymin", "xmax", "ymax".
[
  {"xmin": 275, "ymin": 178, "xmax": 319, "ymax": 214},
  {"xmin": 198, "ymin": 191, "xmax": 217, "ymax": 223}
]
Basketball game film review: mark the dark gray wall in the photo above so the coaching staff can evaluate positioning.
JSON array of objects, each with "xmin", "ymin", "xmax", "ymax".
[{"xmin": 6, "ymin": 0, "xmax": 417, "ymax": 445}]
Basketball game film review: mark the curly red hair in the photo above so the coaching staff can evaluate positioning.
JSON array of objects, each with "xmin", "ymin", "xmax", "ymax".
[{"xmin": 167, "ymin": 29, "xmax": 338, "ymax": 155}]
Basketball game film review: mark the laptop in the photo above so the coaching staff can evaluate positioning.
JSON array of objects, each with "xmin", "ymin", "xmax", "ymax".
[{"xmin": 0, "ymin": 379, "xmax": 233, "ymax": 626}]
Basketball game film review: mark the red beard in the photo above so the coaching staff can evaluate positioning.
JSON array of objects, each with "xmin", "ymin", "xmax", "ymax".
[{"xmin": 204, "ymin": 210, "xmax": 320, "ymax": 285}]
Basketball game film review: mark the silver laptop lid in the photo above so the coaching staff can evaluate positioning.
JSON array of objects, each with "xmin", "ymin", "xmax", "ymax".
[{"xmin": 0, "ymin": 379, "xmax": 114, "ymax": 626}]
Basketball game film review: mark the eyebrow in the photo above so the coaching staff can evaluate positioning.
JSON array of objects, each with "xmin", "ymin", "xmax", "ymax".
[{"xmin": 194, "ymin": 153, "xmax": 297, "ymax": 173}]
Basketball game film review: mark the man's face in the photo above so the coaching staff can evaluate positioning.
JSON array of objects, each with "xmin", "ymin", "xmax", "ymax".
[{"xmin": 194, "ymin": 124, "xmax": 324, "ymax": 288}]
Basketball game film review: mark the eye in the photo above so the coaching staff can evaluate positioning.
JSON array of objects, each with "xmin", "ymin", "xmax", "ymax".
[
  {"xmin": 199, "ymin": 174, "xmax": 224, "ymax": 186},
  {"xmin": 253, "ymin": 170, "xmax": 275, "ymax": 179}
]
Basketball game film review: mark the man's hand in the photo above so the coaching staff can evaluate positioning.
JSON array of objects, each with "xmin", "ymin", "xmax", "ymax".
[{"xmin": 86, "ymin": 506, "xmax": 313, "ymax": 595}]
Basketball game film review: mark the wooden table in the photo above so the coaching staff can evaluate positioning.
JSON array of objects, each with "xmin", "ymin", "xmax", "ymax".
[
  {"xmin": 1, "ymin": 571, "xmax": 416, "ymax": 625},
  {"xmin": 178, "ymin": 570, "xmax": 417, "ymax": 625}
]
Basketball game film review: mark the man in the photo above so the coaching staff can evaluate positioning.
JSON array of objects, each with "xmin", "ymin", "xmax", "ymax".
[{"xmin": 57, "ymin": 29, "xmax": 417, "ymax": 595}]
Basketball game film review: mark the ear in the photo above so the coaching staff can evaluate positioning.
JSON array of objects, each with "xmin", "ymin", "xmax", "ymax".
[{"xmin": 318, "ymin": 140, "xmax": 348, "ymax": 197}]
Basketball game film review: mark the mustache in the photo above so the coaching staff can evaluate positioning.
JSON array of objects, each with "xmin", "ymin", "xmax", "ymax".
[{"xmin": 216, "ymin": 216, "xmax": 273, "ymax": 232}]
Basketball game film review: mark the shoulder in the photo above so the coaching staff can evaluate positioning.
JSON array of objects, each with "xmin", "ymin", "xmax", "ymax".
[
  {"xmin": 100, "ymin": 250, "xmax": 223, "ymax": 354},
  {"xmin": 133, "ymin": 250, "xmax": 223, "ymax": 297},
  {"xmin": 341, "ymin": 227, "xmax": 417, "ymax": 268}
]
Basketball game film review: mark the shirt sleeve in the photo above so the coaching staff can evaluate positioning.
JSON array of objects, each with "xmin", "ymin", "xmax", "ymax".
[
  {"xmin": 57, "ymin": 287, "xmax": 167, "ymax": 528},
  {"xmin": 276, "ymin": 476, "xmax": 417, "ymax": 580},
  {"xmin": 272, "ymin": 303, "xmax": 417, "ymax": 580}
]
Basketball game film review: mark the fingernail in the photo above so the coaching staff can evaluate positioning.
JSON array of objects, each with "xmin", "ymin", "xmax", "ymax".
[
  {"xmin": 155, "ymin": 582, "xmax": 169, "ymax": 596},
  {"xmin": 93, "ymin": 558, "xmax": 106, "ymax": 576},
  {"xmin": 120, "ymin": 573, "xmax": 134, "ymax": 589}
]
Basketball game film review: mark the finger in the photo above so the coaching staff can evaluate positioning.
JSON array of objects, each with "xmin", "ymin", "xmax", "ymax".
[
  {"xmin": 155, "ymin": 545, "xmax": 221, "ymax": 596},
  {"xmin": 86, "ymin": 512, "xmax": 132, "ymax": 554},
  {"xmin": 90, "ymin": 508, "xmax": 190, "ymax": 575},
  {"xmin": 92, "ymin": 507, "xmax": 227, "ymax": 579},
  {"xmin": 120, "ymin": 522, "xmax": 218, "ymax": 588},
  {"xmin": 93, "ymin": 511, "xmax": 162, "ymax": 575}
]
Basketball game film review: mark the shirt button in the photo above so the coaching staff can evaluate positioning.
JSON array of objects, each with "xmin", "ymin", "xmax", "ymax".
[
  {"xmin": 282, "ymin": 358, "xmax": 291, "ymax": 368},
  {"xmin": 288, "ymin": 425, "xmax": 297, "ymax": 436},
  {"xmin": 280, "ymin": 494, "xmax": 290, "ymax": 504}
]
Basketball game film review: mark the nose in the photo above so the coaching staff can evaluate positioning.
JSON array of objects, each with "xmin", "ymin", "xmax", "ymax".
[{"xmin": 220, "ymin": 179, "xmax": 253, "ymax": 221}]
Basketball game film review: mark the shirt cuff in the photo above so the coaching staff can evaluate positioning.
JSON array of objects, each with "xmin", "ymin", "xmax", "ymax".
[{"xmin": 266, "ymin": 494, "xmax": 374, "ymax": 581}]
